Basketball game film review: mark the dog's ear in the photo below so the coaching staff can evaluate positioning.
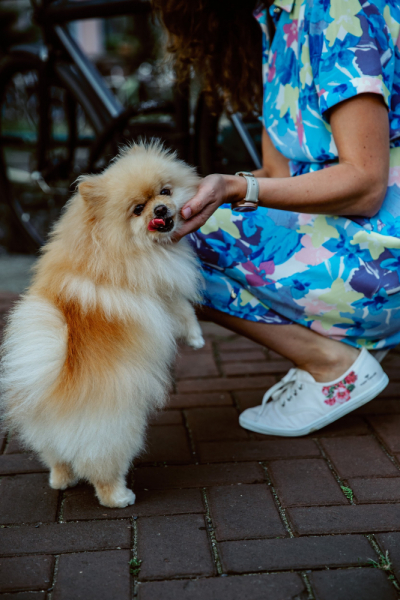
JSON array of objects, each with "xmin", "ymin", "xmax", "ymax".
[{"xmin": 78, "ymin": 175, "xmax": 105, "ymax": 205}]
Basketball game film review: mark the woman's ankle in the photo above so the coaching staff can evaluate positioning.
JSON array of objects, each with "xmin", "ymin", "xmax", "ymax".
[{"xmin": 297, "ymin": 343, "xmax": 360, "ymax": 383}]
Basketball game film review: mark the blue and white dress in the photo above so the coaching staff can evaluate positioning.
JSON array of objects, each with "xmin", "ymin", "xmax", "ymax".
[{"xmin": 189, "ymin": 0, "xmax": 400, "ymax": 350}]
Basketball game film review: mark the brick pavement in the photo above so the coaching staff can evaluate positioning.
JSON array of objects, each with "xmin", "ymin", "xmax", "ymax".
[{"xmin": 1, "ymin": 290, "xmax": 400, "ymax": 599}]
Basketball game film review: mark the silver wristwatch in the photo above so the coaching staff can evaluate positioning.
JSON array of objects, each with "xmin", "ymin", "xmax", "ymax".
[{"xmin": 231, "ymin": 171, "xmax": 259, "ymax": 212}]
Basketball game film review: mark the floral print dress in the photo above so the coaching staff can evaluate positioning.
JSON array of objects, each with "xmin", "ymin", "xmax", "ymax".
[{"xmin": 189, "ymin": 0, "xmax": 400, "ymax": 350}]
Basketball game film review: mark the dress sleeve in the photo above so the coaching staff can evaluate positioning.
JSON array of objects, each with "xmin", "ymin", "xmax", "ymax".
[{"xmin": 309, "ymin": 0, "xmax": 395, "ymax": 119}]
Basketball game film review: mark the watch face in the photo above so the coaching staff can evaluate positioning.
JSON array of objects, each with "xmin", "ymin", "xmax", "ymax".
[{"xmin": 232, "ymin": 204, "xmax": 258, "ymax": 212}]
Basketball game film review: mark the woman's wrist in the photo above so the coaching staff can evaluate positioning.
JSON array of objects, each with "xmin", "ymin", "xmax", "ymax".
[{"xmin": 223, "ymin": 174, "xmax": 248, "ymax": 203}]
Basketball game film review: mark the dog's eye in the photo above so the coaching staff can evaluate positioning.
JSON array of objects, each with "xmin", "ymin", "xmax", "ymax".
[
  {"xmin": 133, "ymin": 204, "xmax": 145, "ymax": 216},
  {"xmin": 160, "ymin": 188, "xmax": 171, "ymax": 196}
]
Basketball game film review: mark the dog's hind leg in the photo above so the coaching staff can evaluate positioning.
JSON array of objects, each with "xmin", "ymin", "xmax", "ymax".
[
  {"xmin": 41, "ymin": 450, "xmax": 79, "ymax": 490},
  {"xmin": 82, "ymin": 450, "xmax": 136, "ymax": 508},
  {"xmin": 94, "ymin": 477, "xmax": 136, "ymax": 508},
  {"xmin": 49, "ymin": 463, "xmax": 79, "ymax": 490}
]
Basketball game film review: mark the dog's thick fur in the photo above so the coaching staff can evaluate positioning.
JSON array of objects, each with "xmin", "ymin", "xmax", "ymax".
[{"xmin": 0, "ymin": 141, "xmax": 204, "ymax": 507}]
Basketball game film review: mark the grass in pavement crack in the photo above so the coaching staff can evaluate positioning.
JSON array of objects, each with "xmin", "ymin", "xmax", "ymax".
[
  {"xmin": 367, "ymin": 536, "xmax": 400, "ymax": 592},
  {"xmin": 340, "ymin": 485, "xmax": 354, "ymax": 503},
  {"xmin": 202, "ymin": 488, "xmax": 223, "ymax": 575},
  {"xmin": 129, "ymin": 557, "xmax": 142, "ymax": 577}
]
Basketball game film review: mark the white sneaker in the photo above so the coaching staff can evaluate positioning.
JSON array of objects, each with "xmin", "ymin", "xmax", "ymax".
[{"xmin": 239, "ymin": 348, "xmax": 389, "ymax": 437}]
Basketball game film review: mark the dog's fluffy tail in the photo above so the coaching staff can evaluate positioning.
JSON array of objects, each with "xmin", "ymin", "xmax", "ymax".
[{"xmin": 0, "ymin": 294, "xmax": 67, "ymax": 424}]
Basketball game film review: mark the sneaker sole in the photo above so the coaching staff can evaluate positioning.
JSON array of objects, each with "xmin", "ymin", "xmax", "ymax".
[{"xmin": 239, "ymin": 372, "xmax": 389, "ymax": 437}]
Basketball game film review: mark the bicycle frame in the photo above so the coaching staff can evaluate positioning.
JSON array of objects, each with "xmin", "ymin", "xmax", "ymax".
[
  {"xmin": 32, "ymin": 0, "xmax": 262, "ymax": 168},
  {"xmin": 32, "ymin": 1, "xmax": 151, "ymax": 125},
  {"xmin": 40, "ymin": 0, "xmax": 150, "ymax": 23}
]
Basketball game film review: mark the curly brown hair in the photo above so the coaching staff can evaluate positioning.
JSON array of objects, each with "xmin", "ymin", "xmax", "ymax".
[{"xmin": 152, "ymin": 0, "xmax": 270, "ymax": 114}]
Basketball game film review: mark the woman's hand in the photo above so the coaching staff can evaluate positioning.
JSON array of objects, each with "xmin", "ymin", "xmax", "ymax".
[{"xmin": 173, "ymin": 173, "xmax": 246, "ymax": 241}]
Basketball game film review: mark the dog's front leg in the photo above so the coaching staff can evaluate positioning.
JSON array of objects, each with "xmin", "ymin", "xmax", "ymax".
[{"xmin": 173, "ymin": 297, "xmax": 205, "ymax": 349}]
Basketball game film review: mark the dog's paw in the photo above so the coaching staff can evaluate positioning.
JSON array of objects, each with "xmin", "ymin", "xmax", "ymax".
[
  {"xmin": 186, "ymin": 333, "xmax": 205, "ymax": 349},
  {"xmin": 49, "ymin": 464, "xmax": 78, "ymax": 490},
  {"xmin": 99, "ymin": 487, "xmax": 136, "ymax": 508}
]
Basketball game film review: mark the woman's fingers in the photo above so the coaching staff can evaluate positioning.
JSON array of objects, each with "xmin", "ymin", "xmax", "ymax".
[
  {"xmin": 181, "ymin": 188, "xmax": 210, "ymax": 220},
  {"xmin": 173, "ymin": 204, "xmax": 216, "ymax": 240},
  {"xmin": 181, "ymin": 174, "xmax": 226, "ymax": 220},
  {"xmin": 173, "ymin": 173, "xmax": 234, "ymax": 241}
]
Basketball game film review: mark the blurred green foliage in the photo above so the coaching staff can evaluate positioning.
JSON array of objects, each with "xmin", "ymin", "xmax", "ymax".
[{"xmin": 104, "ymin": 13, "xmax": 160, "ymax": 70}]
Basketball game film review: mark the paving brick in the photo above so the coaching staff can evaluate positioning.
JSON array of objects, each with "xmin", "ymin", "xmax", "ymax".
[
  {"xmin": 269, "ymin": 459, "xmax": 346, "ymax": 507},
  {"xmin": 138, "ymin": 573, "xmax": 306, "ymax": 600},
  {"xmin": 200, "ymin": 322, "xmax": 232, "ymax": 338},
  {"xmin": 368, "ymin": 415, "xmax": 400, "ymax": 453},
  {"xmin": 198, "ymin": 439, "xmax": 320, "ymax": 463},
  {"xmin": 223, "ymin": 361, "xmax": 292, "ymax": 377},
  {"xmin": 62, "ymin": 484, "xmax": 136, "ymax": 521},
  {"xmin": 149, "ymin": 410, "xmax": 182, "ymax": 426},
  {"xmin": 175, "ymin": 353, "xmax": 219, "ymax": 379},
  {"xmin": 177, "ymin": 376, "xmax": 275, "ymax": 394},
  {"xmin": 321, "ymin": 436, "xmax": 398, "ymax": 477},
  {"xmin": 137, "ymin": 425, "xmax": 191, "ymax": 465},
  {"xmin": 0, "ymin": 454, "xmax": 47, "ymax": 475},
  {"xmin": 0, "ymin": 474, "xmax": 59, "ymax": 524},
  {"xmin": 355, "ymin": 399, "xmax": 400, "ymax": 414},
  {"xmin": 287, "ymin": 504, "xmax": 400, "ymax": 535},
  {"xmin": 376, "ymin": 532, "xmax": 400, "ymax": 580},
  {"xmin": 381, "ymin": 367, "xmax": 400, "ymax": 381},
  {"xmin": 4, "ymin": 434, "xmax": 26, "ymax": 454},
  {"xmin": 0, "ymin": 555, "xmax": 54, "ymax": 592},
  {"xmin": 185, "ymin": 407, "xmax": 247, "ymax": 442},
  {"xmin": 63, "ymin": 486, "xmax": 204, "ymax": 520},
  {"xmin": 382, "ymin": 353, "xmax": 400, "ymax": 367},
  {"xmin": 53, "ymin": 550, "xmax": 131, "ymax": 600},
  {"xmin": 0, "ymin": 521, "xmax": 131, "ymax": 555},
  {"xmin": 208, "ymin": 484, "xmax": 286, "ymax": 541},
  {"xmin": 310, "ymin": 568, "xmax": 397, "ymax": 600},
  {"xmin": 0, "ymin": 430, "xmax": 7, "ymax": 454},
  {"xmin": 219, "ymin": 350, "xmax": 267, "ymax": 363},
  {"xmin": 0, "ymin": 292, "xmax": 19, "ymax": 313},
  {"xmin": 137, "ymin": 514, "xmax": 214, "ymax": 580},
  {"xmin": 377, "ymin": 382, "xmax": 400, "ymax": 398},
  {"xmin": 312, "ymin": 415, "xmax": 370, "ymax": 437},
  {"xmin": 235, "ymin": 390, "xmax": 264, "ymax": 411},
  {"xmin": 135, "ymin": 463, "xmax": 265, "ymax": 490},
  {"xmin": 217, "ymin": 338, "xmax": 263, "ymax": 351},
  {"xmin": 167, "ymin": 392, "xmax": 232, "ymax": 409},
  {"xmin": 349, "ymin": 478, "xmax": 400, "ymax": 503},
  {"xmin": 0, "ymin": 594, "xmax": 46, "ymax": 600},
  {"xmin": 177, "ymin": 339, "xmax": 213, "ymax": 354},
  {"xmin": 219, "ymin": 534, "xmax": 376, "ymax": 573}
]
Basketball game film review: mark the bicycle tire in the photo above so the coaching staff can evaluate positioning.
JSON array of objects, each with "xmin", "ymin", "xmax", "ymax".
[
  {"xmin": 0, "ymin": 51, "xmax": 104, "ymax": 249},
  {"xmin": 194, "ymin": 92, "xmax": 263, "ymax": 176}
]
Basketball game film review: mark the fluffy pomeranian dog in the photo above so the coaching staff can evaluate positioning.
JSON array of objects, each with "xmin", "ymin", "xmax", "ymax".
[{"xmin": 0, "ymin": 141, "xmax": 204, "ymax": 508}]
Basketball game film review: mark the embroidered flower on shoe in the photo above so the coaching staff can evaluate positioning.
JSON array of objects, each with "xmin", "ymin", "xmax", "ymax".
[
  {"xmin": 344, "ymin": 372, "xmax": 357, "ymax": 385},
  {"xmin": 323, "ymin": 371, "xmax": 357, "ymax": 406},
  {"xmin": 333, "ymin": 385, "xmax": 351, "ymax": 404},
  {"xmin": 324, "ymin": 397, "xmax": 336, "ymax": 406}
]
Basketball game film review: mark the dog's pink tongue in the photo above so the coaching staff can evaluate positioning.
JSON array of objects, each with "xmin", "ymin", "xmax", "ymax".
[{"xmin": 148, "ymin": 218, "xmax": 165, "ymax": 231}]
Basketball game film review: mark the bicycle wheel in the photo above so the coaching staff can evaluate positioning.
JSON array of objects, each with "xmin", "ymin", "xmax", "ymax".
[
  {"xmin": 194, "ymin": 93, "xmax": 262, "ymax": 176},
  {"xmin": 0, "ymin": 53, "xmax": 100, "ymax": 249}
]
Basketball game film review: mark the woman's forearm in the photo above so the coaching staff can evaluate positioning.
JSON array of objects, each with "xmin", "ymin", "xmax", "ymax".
[
  {"xmin": 176, "ymin": 96, "xmax": 389, "ymax": 240},
  {"xmin": 226, "ymin": 160, "xmax": 388, "ymax": 218}
]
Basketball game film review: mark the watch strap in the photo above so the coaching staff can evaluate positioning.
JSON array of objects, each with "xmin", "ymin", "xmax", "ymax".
[{"xmin": 232, "ymin": 172, "xmax": 259, "ymax": 212}]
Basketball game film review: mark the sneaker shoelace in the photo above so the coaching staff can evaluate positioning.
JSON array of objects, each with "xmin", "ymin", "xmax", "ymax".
[{"xmin": 258, "ymin": 368, "xmax": 304, "ymax": 416}]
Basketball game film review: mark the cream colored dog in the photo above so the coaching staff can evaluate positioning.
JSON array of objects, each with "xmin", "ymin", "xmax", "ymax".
[{"xmin": 0, "ymin": 141, "xmax": 204, "ymax": 507}]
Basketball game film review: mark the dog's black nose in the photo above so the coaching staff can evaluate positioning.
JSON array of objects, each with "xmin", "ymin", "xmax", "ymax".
[{"xmin": 154, "ymin": 205, "xmax": 168, "ymax": 217}]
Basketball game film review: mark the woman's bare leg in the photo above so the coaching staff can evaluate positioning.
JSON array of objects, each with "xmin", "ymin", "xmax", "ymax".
[{"xmin": 199, "ymin": 306, "xmax": 359, "ymax": 383}]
